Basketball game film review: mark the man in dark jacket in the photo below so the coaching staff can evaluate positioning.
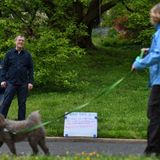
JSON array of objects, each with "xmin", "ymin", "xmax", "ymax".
[{"xmin": 0, "ymin": 35, "xmax": 34, "ymax": 120}]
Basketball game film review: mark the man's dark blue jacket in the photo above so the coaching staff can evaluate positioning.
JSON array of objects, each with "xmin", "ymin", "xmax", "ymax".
[{"xmin": 1, "ymin": 48, "xmax": 34, "ymax": 85}]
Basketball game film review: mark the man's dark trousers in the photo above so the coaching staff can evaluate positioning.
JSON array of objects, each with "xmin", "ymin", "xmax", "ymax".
[
  {"xmin": 145, "ymin": 85, "xmax": 160, "ymax": 154},
  {"xmin": 0, "ymin": 83, "xmax": 28, "ymax": 120}
]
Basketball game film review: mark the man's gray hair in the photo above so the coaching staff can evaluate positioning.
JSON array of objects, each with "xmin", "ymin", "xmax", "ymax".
[{"xmin": 15, "ymin": 35, "xmax": 25, "ymax": 41}]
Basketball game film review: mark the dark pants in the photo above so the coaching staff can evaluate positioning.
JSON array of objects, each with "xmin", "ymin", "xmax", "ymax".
[
  {"xmin": 145, "ymin": 85, "xmax": 160, "ymax": 154},
  {"xmin": 0, "ymin": 83, "xmax": 28, "ymax": 120}
]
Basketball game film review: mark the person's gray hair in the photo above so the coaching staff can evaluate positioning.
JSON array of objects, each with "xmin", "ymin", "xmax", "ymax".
[{"xmin": 15, "ymin": 35, "xmax": 25, "ymax": 41}]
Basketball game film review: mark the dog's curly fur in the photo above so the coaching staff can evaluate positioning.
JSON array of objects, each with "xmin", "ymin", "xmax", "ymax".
[{"xmin": 0, "ymin": 111, "xmax": 50, "ymax": 155}]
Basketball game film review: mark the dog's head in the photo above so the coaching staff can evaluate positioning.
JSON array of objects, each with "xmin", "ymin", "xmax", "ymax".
[{"xmin": 0, "ymin": 114, "xmax": 6, "ymax": 128}]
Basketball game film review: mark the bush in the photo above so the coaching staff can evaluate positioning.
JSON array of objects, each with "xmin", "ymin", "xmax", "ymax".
[
  {"xmin": 0, "ymin": 0, "xmax": 88, "ymax": 91},
  {"xmin": 27, "ymin": 29, "xmax": 86, "ymax": 90},
  {"xmin": 101, "ymin": 28, "xmax": 133, "ymax": 47},
  {"xmin": 102, "ymin": 0, "xmax": 156, "ymax": 46}
]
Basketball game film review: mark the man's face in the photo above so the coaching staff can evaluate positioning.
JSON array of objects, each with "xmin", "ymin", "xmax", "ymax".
[{"xmin": 15, "ymin": 36, "xmax": 25, "ymax": 49}]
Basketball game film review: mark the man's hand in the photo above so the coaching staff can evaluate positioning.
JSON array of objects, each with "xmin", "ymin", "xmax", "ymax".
[
  {"xmin": 28, "ymin": 83, "xmax": 33, "ymax": 90},
  {"xmin": 1, "ymin": 81, "xmax": 7, "ymax": 88}
]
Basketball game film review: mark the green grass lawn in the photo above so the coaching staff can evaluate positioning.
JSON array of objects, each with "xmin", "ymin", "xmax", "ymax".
[
  {"xmin": 1, "ymin": 154, "xmax": 159, "ymax": 160},
  {"xmin": 7, "ymin": 45, "xmax": 149, "ymax": 139}
]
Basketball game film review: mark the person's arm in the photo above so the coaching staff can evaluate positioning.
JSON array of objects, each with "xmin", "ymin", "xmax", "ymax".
[
  {"xmin": 133, "ymin": 33, "xmax": 160, "ymax": 69},
  {"xmin": 28, "ymin": 54, "xmax": 34, "ymax": 90},
  {"xmin": 1, "ymin": 53, "xmax": 9, "ymax": 87}
]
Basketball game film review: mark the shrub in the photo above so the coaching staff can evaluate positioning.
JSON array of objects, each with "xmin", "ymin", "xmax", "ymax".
[{"xmin": 27, "ymin": 29, "xmax": 86, "ymax": 89}]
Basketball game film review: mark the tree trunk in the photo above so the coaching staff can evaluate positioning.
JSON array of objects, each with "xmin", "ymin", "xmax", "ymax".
[
  {"xmin": 76, "ymin": 0, "xmax": 121, "ymax": 48},
  {"xmin": 77, "ymin": 23, "xmax": 95, "ymax": 49},
  {"xmin": 43, "ymin": 0, "xmax": 121, "ymax": 49}
]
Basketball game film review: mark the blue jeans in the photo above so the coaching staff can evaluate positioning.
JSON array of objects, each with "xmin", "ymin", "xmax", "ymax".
[{"xmin": 0, "ymin": 83, "xmax": 28, "ymax": 120}]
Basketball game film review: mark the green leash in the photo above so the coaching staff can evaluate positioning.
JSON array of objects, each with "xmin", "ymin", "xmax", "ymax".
[
  {"xmin": 16, "ymin": 71, "xmax": 132, "ymax": 134},
  {"xmin": 16, "ymin": 51, "xmax": 144, "ymax": 134},
  {"xmin": 140, "ymin": 50, "xmax": 145, "ymax": 58}
]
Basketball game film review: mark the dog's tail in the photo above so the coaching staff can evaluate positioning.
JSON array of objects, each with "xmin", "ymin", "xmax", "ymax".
[{"xmin": 27, "ymin": 111, "xmax": 41, "ymax": 125}]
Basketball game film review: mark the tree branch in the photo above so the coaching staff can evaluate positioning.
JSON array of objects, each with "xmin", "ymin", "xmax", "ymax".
[
  {"xmin": 29, "ymin": 8, "xmax": 39, "ymax": 25},
  {"xmin": 83, "ymin": 0, "xmax": 121, "ymax": 25},
  {"xmin": 7, "ymin": 8, "xmax": 27, "ymax": 24},
  {"xmin": 121, "ymin": 0, "xmax": 134, "ymax": 13},
  {"xmin": 101, "ymin": 0, "xmax": 121, "ymax": 14},
  {"xmin": 42, "ymin": 0, "xmax": 56, "ymax": 18}
]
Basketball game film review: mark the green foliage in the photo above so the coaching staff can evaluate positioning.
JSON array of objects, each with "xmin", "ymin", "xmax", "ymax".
[
  {"xmin": 65, "ymin": 22, "xmax": 88, "ymax": 44},
  {"xmin": 26, "ymin": 28, "xmax": 85, "ymax": 89},
  {"xmin": 98, "ymin": 28, "xmax": 132, "ymax": 47},
  {"xmin": 103, "ymin": 0, "xmax": 158, "ymax": 45},
  {"xmin": 0, "ymin": 0, "xmax": 87, "ymax": 90},
  {"xmin": 102, "ymin": 36, "xmax": 131, "ymax": 47},
  {"xmin": 135, "ymin": 28, "xmax": 154, "ymax": 46}
]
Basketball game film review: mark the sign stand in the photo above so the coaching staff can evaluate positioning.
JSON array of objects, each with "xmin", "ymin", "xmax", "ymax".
[{"xmin": 64, "ymin": 112, "xmax": 98, "ymax": 138}]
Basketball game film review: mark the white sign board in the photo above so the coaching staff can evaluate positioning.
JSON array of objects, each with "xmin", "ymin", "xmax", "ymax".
[{"xmin": 64, "ymin": 112, "xmax": 97, "ymax": 137}]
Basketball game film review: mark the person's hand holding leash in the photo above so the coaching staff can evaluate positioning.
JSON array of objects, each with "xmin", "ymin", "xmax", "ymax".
[
  {"xmin": 141, "ymin": 48, "xmax": 149, "ymax": 53},
  {"xmin": 141, "ymin": 48, "xmax": 149, "ymax": 57}
]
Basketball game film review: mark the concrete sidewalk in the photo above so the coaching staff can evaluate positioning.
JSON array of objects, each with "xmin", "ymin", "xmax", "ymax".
[{"xmin": 0, "ymin": 137, "xmax": 147, "ymax": 156}]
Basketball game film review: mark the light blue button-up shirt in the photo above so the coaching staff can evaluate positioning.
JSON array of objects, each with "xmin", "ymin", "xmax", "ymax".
[{"xmin": 133, "ymin": 24, "xmax": 160, "ymax": 87}]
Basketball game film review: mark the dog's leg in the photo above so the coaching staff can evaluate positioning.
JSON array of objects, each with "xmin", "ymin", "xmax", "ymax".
[
  {"xmin": 6, "ymin": 141, "xmax": 16, "ymax": 155},
  {"xmin": 38, "ymin": 137, "xmax": 50, "ymax": 155},
  {"xmin": 28, "ymin": 137, "xmax": 39, "ymax": 155}
]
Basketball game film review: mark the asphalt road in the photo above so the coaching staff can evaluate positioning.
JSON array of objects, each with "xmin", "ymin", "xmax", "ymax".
[{"xmin": 0, "ymin": 138, "xmax": 147, "ymax": 156}]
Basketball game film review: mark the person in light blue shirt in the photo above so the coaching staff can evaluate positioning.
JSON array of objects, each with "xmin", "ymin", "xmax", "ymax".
[{"xmin": 132, "ymin": 3, "xmax": 160, "ymax": 156}]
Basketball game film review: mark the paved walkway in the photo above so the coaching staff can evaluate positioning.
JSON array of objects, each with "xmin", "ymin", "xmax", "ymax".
[{"xmin": 0, "ymin": 137, "xmax": 147, "ymax": 156}]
